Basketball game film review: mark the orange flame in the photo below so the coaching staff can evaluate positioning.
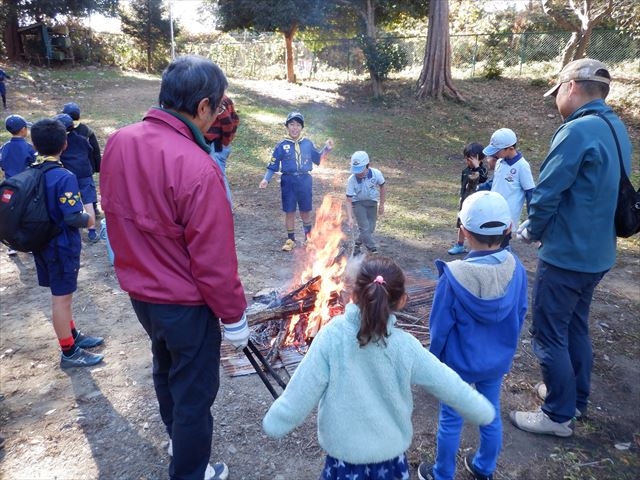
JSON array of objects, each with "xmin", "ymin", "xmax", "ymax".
[{"xmin": 285, "ymin": 194, "xmax": 347, "ymax": 345}]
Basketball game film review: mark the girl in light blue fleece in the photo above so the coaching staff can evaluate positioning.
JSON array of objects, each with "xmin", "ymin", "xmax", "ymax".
[{"xmin": 263, "ymin": 255, "xmax": 495, "ymax": 480}]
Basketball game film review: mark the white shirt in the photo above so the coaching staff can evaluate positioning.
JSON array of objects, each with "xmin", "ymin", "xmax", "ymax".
[
  {"xmin": 491, "ymin": 154, "xmax": 535, "ymax": 230},
  {"xmin": 346, "ymin": 167, "xmax": 385, "ymax": 203}
]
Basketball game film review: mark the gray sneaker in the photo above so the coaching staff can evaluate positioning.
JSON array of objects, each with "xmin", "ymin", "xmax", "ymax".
[
  {"xmin": 205, "ymin": 463, "xmax": 228, "ymax": 480},
  {"xmin": 167, "ymin": 441, "xmax": 228, "ymax": 480},
  {"xmin": 74, "ymin": 332, "xmax": 104, "ymax": 349},
  {"xmin": 535, "ymin": 383, "xmax": 583, "ymax": 419},
  {"xmin": 509, "ymin": 410, "xmax": 572, "ymax": 437},
  {"xmin": 60, "ymin": 348, "xmax": 104, "ymax": 369}
]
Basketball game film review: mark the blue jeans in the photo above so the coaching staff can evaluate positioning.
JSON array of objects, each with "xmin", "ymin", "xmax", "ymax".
[
  {"xmin": 131, "ymin": 300, "xmax": 222, "ymax": 480},
  {"xmin": 210, "ymin": 145, "xmax": 233, "ymax": 203},
  {"xmin": 434, "ymin": 376, "xmax": 503, "ymax": 480},
  {"xmin": 531, "ymin": 260, "xmax": 606, "ymax": 423}
]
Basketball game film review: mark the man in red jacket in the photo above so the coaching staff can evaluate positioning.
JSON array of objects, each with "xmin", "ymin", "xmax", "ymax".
[{"xmin": 100, "ymin": 55, "xmax": 248, "ymax": 480}]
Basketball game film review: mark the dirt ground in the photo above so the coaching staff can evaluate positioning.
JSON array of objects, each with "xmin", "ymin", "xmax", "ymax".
[{"xmin": 0, "ymin": 68, "xmax": 639, "ymax": 480}]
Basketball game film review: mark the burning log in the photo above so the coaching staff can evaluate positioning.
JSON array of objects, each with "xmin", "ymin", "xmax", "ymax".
[
  {"xmin": 246, "ymin": 276, "xmax": 322, "ymax": 327},
  {"xmin": 247, "ymin": 297, "xmax": 316, "ymax": 326}
]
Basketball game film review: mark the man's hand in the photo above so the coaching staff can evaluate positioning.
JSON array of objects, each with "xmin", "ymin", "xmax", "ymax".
[
  {"xmin": 259, "ymin": 179, "xmax": 268, "ymax": 189},
  {"xmin": 223, "ymin": 313, "xmax": 250, "ymax": 349},
  {"xmin": 516, "ymin": 219, "xmax": 533, "ymax": 243},
  {"xmin": 325, "ymin": 138, "xmax": 334, "ymax": 151}
]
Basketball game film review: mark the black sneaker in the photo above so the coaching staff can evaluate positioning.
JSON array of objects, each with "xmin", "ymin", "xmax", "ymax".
[
  {"xmin": 74, "ymin": 332, "xmax": 104, "ymax": 349},
  {"xmin": 417, "ymin": 462, "xmax": 435, "ymax": 480},
  {"xmin": 87, "ymin": 229, "xmax": 100, "ymax": 243},
  {"xmin": 464, "ymin": 452, "xmax": 493, "ymax": 480},
  {"xmin": 60, "ymin": 348, "xmax": 104, "ymax": 369}
]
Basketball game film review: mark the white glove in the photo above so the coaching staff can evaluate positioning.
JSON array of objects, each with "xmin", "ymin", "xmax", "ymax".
[
  {"xmin": 516, "ymin": 219, "xmax": 533, "ymax": 243},
  {"xmin": 223, "ymin": 313, "xmax": 250, "ymax": 349}
]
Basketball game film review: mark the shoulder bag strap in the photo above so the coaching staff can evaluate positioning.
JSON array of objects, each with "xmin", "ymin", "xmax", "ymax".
[{"xmin": 593, "ymin": 112, "xmax": 627, "ymax": 181}]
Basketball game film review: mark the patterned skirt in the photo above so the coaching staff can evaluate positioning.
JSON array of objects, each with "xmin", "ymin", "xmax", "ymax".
[{"xmin": 320, "ymin": 453, "xmax": 410, "ymax": 480}]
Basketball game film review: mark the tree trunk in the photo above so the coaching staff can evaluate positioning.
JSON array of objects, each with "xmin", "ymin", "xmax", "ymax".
[
  {"xmin": 542, "ymin": 0, "xmax": 613, "ymax": 67},
  {"xmin": 363, "ymin": 0, "xmax": 382, "ymax": 98},
  {"xmin": 416, "ymin": 0, "xmax": 463, "ymax": 101},
  {"xmin": 574, "ymin": 27, "xmax": 593, "ymax": 59},
  {"xmin": 561, "ymin": 31, "xmax": 579, "ymax": 65},
  {"xmin": 146, "ymin": 0, "xmax": 152, "ymax": 72},
  {"xmin": 283, "ymin": 23, "xmax": 298, "ymax": 83},
  {"xmin": 2, "ymin": 0, "xmax": 21, "ymax": 60}
]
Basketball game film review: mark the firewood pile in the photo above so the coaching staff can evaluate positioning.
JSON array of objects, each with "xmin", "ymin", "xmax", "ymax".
[{"xmin": 220, "ymin": 270, "xmax": 437, "ymax": 378}]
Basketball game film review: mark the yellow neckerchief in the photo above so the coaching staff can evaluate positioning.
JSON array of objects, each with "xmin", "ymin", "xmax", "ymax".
[
  {"xmin": 33, "ymin": 155, "xmax": 62, "ymax": 165},
  {"xmin": 286, "ymin": 134, "xmax": 304, "ymax": 170}
]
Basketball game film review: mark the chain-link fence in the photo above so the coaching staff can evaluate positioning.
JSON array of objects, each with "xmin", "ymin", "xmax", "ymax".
[{"xmin": 174, "ymin": 29, "xmax": 639, "ymax": 81}]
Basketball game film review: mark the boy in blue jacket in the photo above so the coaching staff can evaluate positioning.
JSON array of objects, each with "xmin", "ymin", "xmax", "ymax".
[
  {"xmin": 30, "ymin": 118, "xmax": 104, "ymax": 369},
  {"xmin": 419, "ymin": 191, "xmax": 528, "ymax": 480},
  {"xmin": 1, "ymin": 114, "xmax": 37, "ymax": 255},
  {"xmin": 259, "ymin": 111, "xmax": 333, "ymax": 251},
  {"xmin": 54, "ymin": 113, "xmax": 99, "ymax": 242}
]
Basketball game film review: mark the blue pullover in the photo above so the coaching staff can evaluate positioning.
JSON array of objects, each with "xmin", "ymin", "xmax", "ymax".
[{"xmin": 429, "ymin": 249, "xmax": 528, "ymax": 383}]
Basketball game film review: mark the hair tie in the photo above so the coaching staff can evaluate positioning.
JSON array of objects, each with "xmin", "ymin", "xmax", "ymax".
[{"xmin": 373, "ymin": 275, "xmax": 385, "ymax": 285}]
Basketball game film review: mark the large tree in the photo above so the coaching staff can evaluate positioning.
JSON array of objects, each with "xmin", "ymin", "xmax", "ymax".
[
  {"xmin": 416, "ymin": 0, "xmax": 461, "ymax": 100},
  {"xmin": 120, "ymin": 0, "xmax": 173, "ymax": 72},
  {"xmin": 321, "ymin": 0, "xmax": 429, "ymax": 97},
  {"xmin": 1, "ymin": 0, "xmax": 118, "ymax": 60},
  {"xmin": 209, "ymin": 0, "xmax": 326, "ymax": 83},
  {"xmin": 541, "ymin": 0, "xmax": 613, "ymax": 66}
]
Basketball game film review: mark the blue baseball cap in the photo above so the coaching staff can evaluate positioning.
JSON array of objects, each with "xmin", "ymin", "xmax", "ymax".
[
  {"xmin": 285, "ymin": 111, "xmax": 304, "ymax": 128},
  {"xmin": 5, "ymin": 114, "xmax": 32, "ymax": 134},
  {"xmin": 482, "ymin": 128, "xmax": 517, "ymax": 156},
  {"xmin": 54, "ymin": 113, "xmax": 74, "ymax": 131},
  {"xmin": 62, "ymin": 102, "xmax": 81, "ymax": 119}
]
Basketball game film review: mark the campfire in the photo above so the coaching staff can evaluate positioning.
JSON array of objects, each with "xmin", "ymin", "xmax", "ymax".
[
  {"xmin": 236, "ymin": 194, "xmax": 437, "ymax": 398},
  {"xmin": 247, "ymin": 194, "xmax": 349, "ymax": 351}
]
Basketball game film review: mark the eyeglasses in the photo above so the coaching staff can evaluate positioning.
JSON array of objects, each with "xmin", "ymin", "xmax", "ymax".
[{"xmin": 216, "ymin": 103, "xmax": 226, "ymax": 115}]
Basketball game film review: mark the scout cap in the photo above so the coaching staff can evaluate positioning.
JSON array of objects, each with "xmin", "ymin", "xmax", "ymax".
[
  {"xmin": 5, "ymin": 115, "xmax": 32, "ymax": 134},
  {"xmin": 544, "ymin": 58, "xmax": 611, "ymax": 97},
  {"xmin": 285, "ymin": 111, "xmax": 304, "ymax": 128},
  {"xmin": 350, "ymin": 151, "xmax": 370, "ymax": 174},
  {"xmin": 482, "ymin": 128, "xmax": 517, "ymax": 156},
  {"xmin": 459, "ymin": 191, "xmax": 512, "ymax": 236},
  {"xmin": 62, "ymin": 102, "xmax": 81, "ymax": 120},
  {"xmin": 53, "ymin": 113, "xmax": 74, "ymax": 131}
]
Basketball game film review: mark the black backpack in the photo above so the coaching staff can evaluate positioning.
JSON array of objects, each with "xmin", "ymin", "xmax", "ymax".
[
  {"xmin": 595, "ymin": 113, "xmax": 640, "ymax": 238},
  {"xmin": 0, "ymin": 162, "xmax": 62, "ymax": 252}
]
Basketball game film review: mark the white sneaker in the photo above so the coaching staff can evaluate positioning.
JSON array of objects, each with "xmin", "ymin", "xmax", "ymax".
[
  {"xmin": 535, "ymin": 382, "xmax": 583, "ymax": 418},
  {"xmin": 205, "ymin": 462, "xmax": 229, "ymax": 480},
  {"xmin": 7, "ymin": 249, "xmax": 17, "ymax": 256},
  {"xmin": 509, "ymin": 410, "xmax": 573, "ymax": 437}
]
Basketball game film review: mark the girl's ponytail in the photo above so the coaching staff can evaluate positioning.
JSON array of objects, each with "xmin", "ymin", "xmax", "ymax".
[{"xmin": 352, "ymin": 256, "xmax": 406, "ymax": 347}]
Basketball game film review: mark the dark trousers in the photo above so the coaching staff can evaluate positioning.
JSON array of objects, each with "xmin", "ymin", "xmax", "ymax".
[
  {"xmin": 131, "ymin": 299, "xmax": 222, "ymax": 480},
  {"xmin": 530, "ymin": 260, "xmax": 606, "ymax": 423}
]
